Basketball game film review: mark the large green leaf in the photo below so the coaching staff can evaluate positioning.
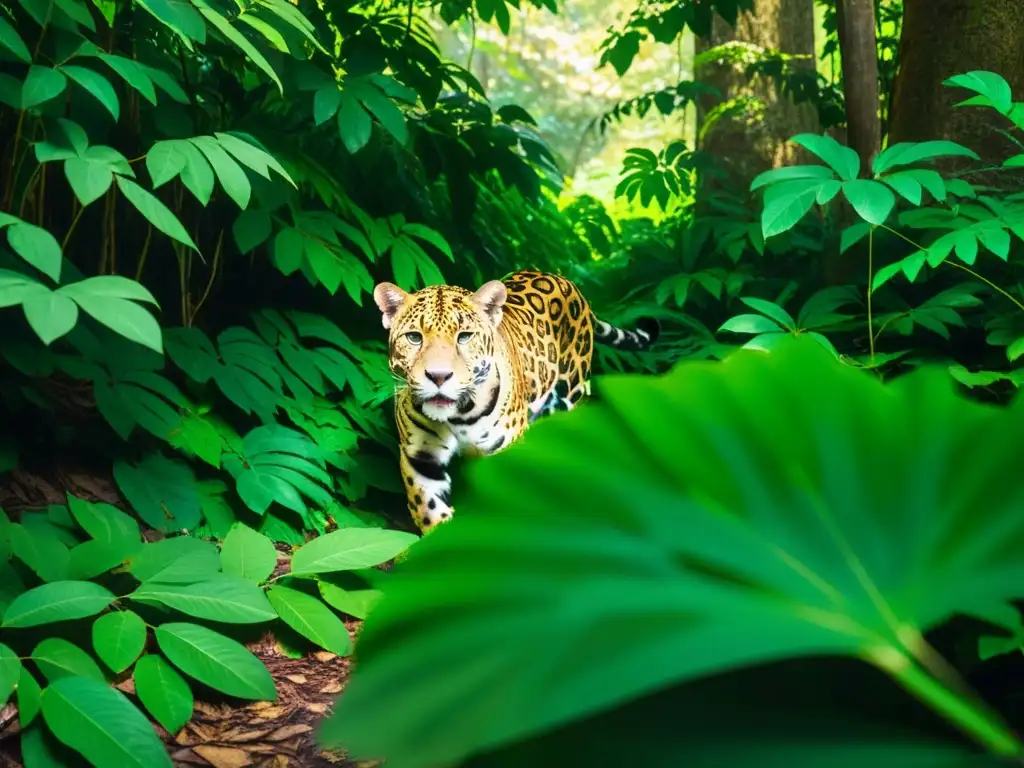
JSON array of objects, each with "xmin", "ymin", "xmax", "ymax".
[
  {"xmin": 41, "ymin": 676, "xmax": 172, "ymax": 768},
  {"xmin": 267, "ymin": 585, "xmax": 352, "ymax": 655},
  {"xmin": 3, "ymin": 581, "xmax": 115, "ymax": 628},
  {"xmin": 92, "ymin": 610, "xmax": 147, "ymax": 673},
  {"xmin": 0, "ymin": 643, "xmax": 20, "ymax": 707},
  {"xmin": 155, "ymin": 622, "xmax": 276, "ymax": 700},
  {"xmin": 133, "ymin": 654, "xmax": 193, "ymax": 734},
  {"xmin": 129, "ymin": 574, "xmax": 276, "ymax": 623},
  {"xmin": 289, "ymin": 527, "xmax": 418, "ymax": 576},
  {"xmin": 126, "ymin": 536, "xmax": 221, "ymax": 583},
  {"xmin": 113, "ymin": 452, "xmax": 201, "ymax": 531},
  {"xmin": 220, "ymin": 523, "xmax": 278, "ymax": 583},
  {"xmin": 322, "ymin": 338, "xmax": 1024, "ymax": 766},
  {"xmin": 32, "ymin": 638, "xmax": 105, "ymax": 682}
]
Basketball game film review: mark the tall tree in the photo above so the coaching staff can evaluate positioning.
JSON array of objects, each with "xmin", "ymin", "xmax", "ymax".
[
  {"xmin": 695, "ymin": 0, "xmax": 820, "ymax": 189},
  {"xmin": 889, "ymin": 0, "xmax": 1024, "ymax": 166},
  {"xmin": 835, "ymin": 0, "xmax": 880, "ymax": 176}
]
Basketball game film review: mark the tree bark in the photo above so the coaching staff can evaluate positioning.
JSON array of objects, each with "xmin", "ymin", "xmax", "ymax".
[
  {"xmin": 835, "ymin": 0, "xmax": 880, "ymax": 176},
  {"xmin": 889, "ymin": 0, "xmax": 1024, "ymax": 167},
  {"xmin": 695, "ymin": 0, "xmax": 820, "ymax": 190}
]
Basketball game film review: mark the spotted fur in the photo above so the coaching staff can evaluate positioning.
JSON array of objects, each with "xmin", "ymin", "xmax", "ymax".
[{"xmin": 373, "ymin": 270, "xmax": 659, "ymax": 531}]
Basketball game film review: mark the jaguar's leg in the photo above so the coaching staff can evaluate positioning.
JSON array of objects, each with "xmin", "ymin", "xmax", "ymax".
[{"xmin": 397, "ymin": 399, "xmax": 458, "ymax": 532}]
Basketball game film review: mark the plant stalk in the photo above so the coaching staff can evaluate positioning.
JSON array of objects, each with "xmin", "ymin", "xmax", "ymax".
[{"xmin": 885, "ymin": 654, "xmax": 1022, "ymax": 758}]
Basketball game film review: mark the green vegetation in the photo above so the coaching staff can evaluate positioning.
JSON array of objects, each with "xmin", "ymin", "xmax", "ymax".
[{"xmin": 3, "ymin": 0, "xmax": 1024, "ymax": 763}]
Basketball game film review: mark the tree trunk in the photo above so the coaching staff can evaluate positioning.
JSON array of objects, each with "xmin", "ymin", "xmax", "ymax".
[
  {"xmin": 835, "ymin": 0, "xmax": 880, "ymax": 176},
  {"xmin": 695, "ymin": 0, "xmax": 820, "ymax": 191},
  {"xmin": 889, "ymin": 0, "xmax": 1024, "ymax": 167}
]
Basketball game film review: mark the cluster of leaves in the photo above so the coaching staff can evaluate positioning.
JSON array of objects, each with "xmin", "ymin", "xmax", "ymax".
[
  {"xmin": 597, "ymin": 0, "xmax": 755, "ymax": 76},
  {"xmin": 0, "ymin": 0, "xmax": 623, "ymax": 757},
  {"xmin": 742, "ymin": 71, "xmax": 1024, "ymax": 385},
  {"xmin": 0, "ymin": 494, "xmax": 414, "ymax": 766}
]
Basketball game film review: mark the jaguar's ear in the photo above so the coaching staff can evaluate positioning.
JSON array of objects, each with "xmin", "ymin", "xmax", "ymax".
[
  {"xmin": 471, "ymin": 280, "xmax": 507, "ymax": 325},
  {"xmin": 373, "ymin": 282, "xmax": 408, "ymax": 330}
]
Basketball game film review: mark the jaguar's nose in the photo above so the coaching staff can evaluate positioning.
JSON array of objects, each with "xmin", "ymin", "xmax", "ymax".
[{"xmin": 425, "ymin": 369, "xmax": 453, "ymax": 387}]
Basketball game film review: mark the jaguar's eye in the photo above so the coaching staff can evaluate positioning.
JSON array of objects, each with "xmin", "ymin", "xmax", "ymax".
[
  {"xmin": 405, "ymin": 332, "xmax": 423, "ymax": 345},
  {"xmin": 457, "ymin": 332, "xmax": 474, "ymax": 345}
]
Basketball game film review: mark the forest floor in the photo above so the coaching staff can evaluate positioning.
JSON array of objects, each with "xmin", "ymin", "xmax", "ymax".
[{"xmin": 0, "ymin": 466, "xmax": 373, "ymax": 768}]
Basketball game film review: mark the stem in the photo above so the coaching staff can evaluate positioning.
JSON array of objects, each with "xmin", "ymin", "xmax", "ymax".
[
  {"xmin": 878, "ymin": 224, "xmax": 1024, "ymax": 315},
  {"xmin": 134, "ymin": 223, "xmax": 153, "ymax": 280},
  {"xmin": 62, "ymin": 203, "xmax": 85, "ymax": 250},
  {"xmin": 885, "ymin": 654, "xmax": 1022, "ymax": 758},
  {"xmin": 867, "ymin": 229, "xmax": 875, "ymax": 363}
]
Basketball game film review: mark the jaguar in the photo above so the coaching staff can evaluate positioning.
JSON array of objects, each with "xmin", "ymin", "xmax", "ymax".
[{"xmin": 373, "ymin": 269, "xmax": 659, "ymax": 531}]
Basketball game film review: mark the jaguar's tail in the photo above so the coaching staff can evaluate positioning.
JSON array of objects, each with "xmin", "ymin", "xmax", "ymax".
[{"xmin": 592, "ymin": 314, "xmax": 660, "ymax": 352}]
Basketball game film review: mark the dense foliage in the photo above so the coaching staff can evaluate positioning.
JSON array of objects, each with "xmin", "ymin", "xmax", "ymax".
[{"xmin": 3, "ymin": 0, "xmax": 1024, "ymax": 762}]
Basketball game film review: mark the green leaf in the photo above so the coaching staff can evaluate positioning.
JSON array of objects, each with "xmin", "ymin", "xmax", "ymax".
[
  {"xmin": 146, "ymin": 140, "xmax": 191, "ymax": 188},
  {"xmin": 749, "ymin": 164, "xmax": 834, "ymax": 192},
  {"xmin": 3, "ymin": 581, "xmax": 116, "ymax": 628},
  {"xmin": 0, "ymin": 644, "xmax": 20, "ymax": 707},
  {"xmin": 359, "ymin": 85, "xmax": 408, "ymax": 145},
  {"xmin": 99, "ymin": 54, "xmax": 156, "ymax": 103},
  {"xmin": 116, "ymin": 176, "xmax": 197, "ymax": 250},
  {"xmin": 233, "ymin": 209, "xmax": 272, "ymax": 254},
  {"xmin": 127, "ymin": 536, "xmax": 221, "ymax": 583},
  {"xmin": 190, "ymin": 136, "xmax": 250, "ymax": 209},
  {"xmin": 7, "ymin": 223, "xmax": 63, "ymax": 282},
  {"xmin": 18, "ymin": 668, "xmax": 42, "ymax": 727},
  {"xmin": 56, "ymin": 277, "xmax": 163, "ymax": 352},
  {"xmin": 717, "ymin": 314, "xmax": 784, "ymax": 335},
  {"xmin": 738, "ymin": 297, "xmax": 795, "ymax": 330},
  {"xmin": 59, "ymin": 274, "xmax": 158, "ymax": 304},
  {"xmin": 65, "ymin": 156, "xmax": 114, "ymax": 206},
  {"xmin": 267, "ymin": 585, "xmax": 352, "ymax": 656},
  {"xmin": 1007, "ymin": 337, "xmax": 1024, "ymax": 363},
  {"xmin": 314, "ymin": 86, "xmax": 341, "ymax": 124},
  {"xmin": 156, "ymin": 622, "xmax": 276, "ymax": 700},
  {"xmin": 21, "ymin": 66, "xmax": 68, "ymax": 109},
  {"xmin": 839, "ymin": 222, "xmax": 872, "ymax": 254},
  {"xmin": 318, "ymin": 573, "xmax": 383, "ymax": 620},
  {"xmin": 135, "ymin": 0, "xmax": 206, "ymax": 42},
  {"xmin": 22, "ymin": 293, "xmax": 79, "ymax": 345},
  {"xmin": 842, "ymin": 179, "xmax": 896, "ymax": 225},
  {"xmin": 195, "ymin": 0, "xmax": 283, "ymax": 94},
  {"xmin": 214, "ymin": 132, "xmax": 293, "ymax": 185},
  {"xmin": 321, "ymin": 337, "xmax": 1024, "ymax": 766},
  {"xmin": 760, "ymin": 179, "xmax": 822, "ymax": 238},
  {"xmin": 289, "ymin": 528, "xmax": 418, "ymax": 576},
  {"xmin": 872, "ymin": 141, "xmax": 979, "ymax": 174},
  {"xmin": 880, "ymin": 172, "xmax": 922, "ymax": 206},
  {"xmin": 92, "ymin": 610, "xmax": 147, "ymax": 673},
  {"xmin": 220, "ymin": 523, "xmax": 278, "ymax": 583},
  {"xmin": 8, "ymin": 523, "xmax": 70, "ymax": 582},
  {"xmin": 177, "ymin": 141, "xmax": 215, "ymax": 204},
  {"xmin": 133, "ymin": 655, "xmax": 193, "ymax": 734},
  {"xmin": 67, "ymin": 495, "xmax": 143, "ymax": 557},
  {"xmin": 114, "ymin": 453, "xmax": 201, "ymax": 531},
  {"xmin": 130, "ymin": 574, "xmax": 276, "ymax": 624},
  {"xmin": 0, "ymin": 16, "xmax": 31, "ymax": 62},
  {"xmin": 337, "ymin": 92, "xmax": 373, "ymax": 154},
  {"xmin": 944, "ymin": 71, "xmax": 1013, "ymax": 114},
  {"xmin": 32, "ymin": 638, "xmax": 105, "ymax": 682},
  {"xmin": 42, "ymin": 676, "xmax": 172, "ymax": 768},
  {"xmin": 61, "ymin": 65, "xmax": 120, "ymax": 120},
  {"xmin": 790, "ymin": 133, "xmax": 861, "ymax": 180},
  {"xmin": 401, "ymin": 223, "xmax": 454, "ymax": 261}
]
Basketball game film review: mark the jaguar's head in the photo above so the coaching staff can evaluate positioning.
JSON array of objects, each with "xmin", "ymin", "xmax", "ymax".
[{"xmin": 373, "ymin": 280, "xmax": 506, "ymax": 421}]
